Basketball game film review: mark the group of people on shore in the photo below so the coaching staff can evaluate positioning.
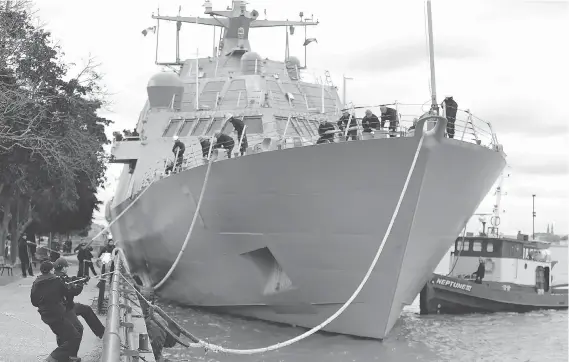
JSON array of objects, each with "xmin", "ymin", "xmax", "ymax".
[{"xmin": 28, "ymin": 237, "xmax": 116, "ymax": 361}]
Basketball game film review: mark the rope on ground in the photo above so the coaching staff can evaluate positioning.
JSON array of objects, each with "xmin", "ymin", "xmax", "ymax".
[
  {"xmin": 152, "ymin": 149, "xmax": 215, "ymax": 291},
  {"xmin": 119, "ymin": 134, "xmax": 427, "ymax": 355}
]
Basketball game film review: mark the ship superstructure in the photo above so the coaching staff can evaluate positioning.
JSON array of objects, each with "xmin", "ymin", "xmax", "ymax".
[{"xmin": 107, "ymin": 0, "xmax": 507, "ymax": 339}]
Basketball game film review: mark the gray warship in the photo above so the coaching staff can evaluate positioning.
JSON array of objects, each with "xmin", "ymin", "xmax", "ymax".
[{"xmin": 106, "ymin": 0, "xmax": 507, "ymax": 339}]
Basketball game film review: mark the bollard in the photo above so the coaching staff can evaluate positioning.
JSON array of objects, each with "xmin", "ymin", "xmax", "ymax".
[
  {"xmin": 139, "ymin": 333, "xmax": 150, "ymax": 351},
  {"xmin": 97, "ymin": 277, "xmax": 106, "ymax": 314}
]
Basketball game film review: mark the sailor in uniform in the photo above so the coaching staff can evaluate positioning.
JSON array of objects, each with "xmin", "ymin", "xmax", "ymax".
[
  {"xmin": 317, "ymin": 118, "xmax": 336, "ymax": 144},
  {"xmin": 441, "ymin": 96, "xmax": 458, "ymax": 139},
  {"xmin": 379, "ymin": 106, "xmax": 398, "ymax": 137},
  {"xmin": 337, "ymin": 111, "xmax": 358, "ymax": 141},
  {"xmin": 213, "ymin": 132, "xmax": 235, "ymax": 158},
  {"xmin": 361, "ymin": 109, "xmax": 381, "ymax": 133},
  {"xmin": 172, "ymin": 136, "xmax": 186, "ymax": 170}
]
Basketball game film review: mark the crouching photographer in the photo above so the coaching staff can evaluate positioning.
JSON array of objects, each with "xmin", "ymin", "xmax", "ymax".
[{"xmin": 53, "ymin": 258, "xmax": 106, "ymax": 339}]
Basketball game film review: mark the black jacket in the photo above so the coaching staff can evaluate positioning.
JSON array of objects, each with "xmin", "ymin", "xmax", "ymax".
[
  {"xmin": 18, "ymin": 238, "xmax": 30, "ymax": 261},
  {"xmin": 337, "ymin": 114, "xmax": 357, "ymax": 131},
  {"xmin": 30, "ymin": 274, "xmax": 68, "ymax": 317},
  {"xmin": 54, "ymin": 270, "xmax": 84, "ymax": 310},
  {"xmin": 200, "ymin": 139, "xmax": 211, "ymax": 157},
  {"xmin": 172, "ymin": 140, "xmax": 186, "ymax": 157},
  {"xmin": 214, "ymin": 133, "xmax": 235, "ymax": 149},
  {"xmin": 229, "ymin": 117, "xmax": 245, "ymax": 135},
  {"xmin": 362, "ymin": 114, "xmax": 380, "ymax": 131},
  {"xmin": 442, "ymin": 98, "xmax": 458, "ymax": 119},
  {"xmin": 318, "ymin": 121, "xmax": 336, "ymax": 140},
  {"xmin": 381, "ymin": 107, "xmax": 398, "ymax": 122},
  {"xmin": 98, "ymin": 244, "xmax": 116, "ymax": 258}
]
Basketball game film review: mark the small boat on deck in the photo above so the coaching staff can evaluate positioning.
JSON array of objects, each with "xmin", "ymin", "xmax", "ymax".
[{"xmin": 420, "ymin": 232, "xmax": 568, "ymax": 315}]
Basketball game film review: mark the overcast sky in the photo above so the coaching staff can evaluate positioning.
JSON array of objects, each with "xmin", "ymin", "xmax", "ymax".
[{"xmin": 34, "ymin": 0, "xmax": 569, "ymax": 235}]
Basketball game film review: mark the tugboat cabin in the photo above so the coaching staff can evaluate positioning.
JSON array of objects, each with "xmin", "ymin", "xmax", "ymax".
[{"xmin": 448, "ymin": 234, "xmax": 555, "ymax": 292}]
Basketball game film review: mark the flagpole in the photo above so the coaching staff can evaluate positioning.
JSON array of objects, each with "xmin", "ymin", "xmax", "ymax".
[
  {"xmin": 155, "ymin": 8, "xmax": 160, "ymax": 65},
  {"xmin": 195, "ymin": 16, "xmax": 199, "ymax": 111}
]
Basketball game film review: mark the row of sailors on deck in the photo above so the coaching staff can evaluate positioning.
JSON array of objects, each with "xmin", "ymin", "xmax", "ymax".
[
  {"xmin": 166, "ymin": 115, "xmax": 248, "ymax": 173},
  {"xmin": 318, "ymin": 97, "xmax": 458, "ymax": 144},
  {"xmin": 317, "ymin": 106, "xmax": 399, "ymax": 144}
]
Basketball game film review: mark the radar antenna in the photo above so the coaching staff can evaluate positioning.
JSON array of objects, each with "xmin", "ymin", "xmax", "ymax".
[{"xmin": 151, "ymin": 0, "xmax": 318, "ymax": 58}]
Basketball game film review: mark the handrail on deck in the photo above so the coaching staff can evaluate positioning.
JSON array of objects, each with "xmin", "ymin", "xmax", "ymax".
[{"xmin": 101, "ymin": 248, "xmax": 144, "ymax": 362}]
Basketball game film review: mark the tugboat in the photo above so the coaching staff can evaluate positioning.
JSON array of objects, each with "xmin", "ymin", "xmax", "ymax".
[{"xmin": 420, "ymin": 224, "xmax": 568, "ymax": 315}]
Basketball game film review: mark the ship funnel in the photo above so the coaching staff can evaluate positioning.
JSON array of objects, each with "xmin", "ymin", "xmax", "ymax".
[{"xmin": 147, "ymin": 72, "xmax": 184, "ymax": 109}]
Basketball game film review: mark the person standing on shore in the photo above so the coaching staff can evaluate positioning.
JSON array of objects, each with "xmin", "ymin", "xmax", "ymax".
[
  {"xmin": 30, "ymin": 260, "xmax": 82, "ymax": 362},
  {"xmin": 18, "ymin": 234, "xmax": 34, "ymax": 277}
]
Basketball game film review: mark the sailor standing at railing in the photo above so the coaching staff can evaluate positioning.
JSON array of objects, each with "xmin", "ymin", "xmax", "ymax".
[
  {"xmin": 225, "ymin": 113, "xmax": 248, "ymax": 156},
  {"xmin": 337, "ymin": 111, "xmax": 358, "ymax": 141},
  {"xmin": 317, "ymin": 118, "xmax": 336, "ymax": 144},
  {"xmin": 379, "ymin": 106, "xmax": 398, "ymax": 137},
  {"xmin": 172, "ymin": 135, "xmax": 186, "ymax": 170},
  {"xmin": 198, "ymin": 136, "xmax": 212, "ymax": 158},
  {"xmin": 441, "ymin": 96, "xmax": 458, "ymax": 139},
  {"xmin": 362, "ymin": 109, "xmax": 381, "ymax": 133}
]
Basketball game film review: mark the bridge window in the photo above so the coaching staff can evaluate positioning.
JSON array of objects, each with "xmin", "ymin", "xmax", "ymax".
[
  {"xmin": 297, "ymin": 118, "xmax": 314, "ymax": 137},
  {"xmin": 206, "ymin": 117, "xmax": 225, "ymax": 135},
  {"xmin": 473, "ymin": 241, "xmax": 482, "ymax": 252},
  {"xmin": 457, "ymin": 240, "xmax": 470, "ymax": 251},
  {"xmin": 243, "ymin": 115, "xmax": 263, "ymax": 134},
  {"xmin": 163, "ymin": 119, "xmax": 182, "ymax": 137},
  {"xmin": 191, "ymin": 118, "xmax": 210, "ymax": 136},
  {"xmin": 486, "ymin": 242, "xmax": 494, "ymax": 253},
  {"xmin": 177, "ymin": 119, "xmax": 196, "ymax": 137}
]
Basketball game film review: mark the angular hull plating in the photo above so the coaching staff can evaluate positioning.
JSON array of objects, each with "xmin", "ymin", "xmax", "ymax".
[{"xmin": 109, "ymin": 124, "xmax": 506, "ymax": 339}]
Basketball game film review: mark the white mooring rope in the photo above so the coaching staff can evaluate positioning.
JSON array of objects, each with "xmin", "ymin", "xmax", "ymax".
[
  {"xmin": 153, "ymin": 150, "xmax": 216, "ymax": 290},
  {"xmin": 143, "ymin": 134, "xmax": 426, "ymax": 354}
]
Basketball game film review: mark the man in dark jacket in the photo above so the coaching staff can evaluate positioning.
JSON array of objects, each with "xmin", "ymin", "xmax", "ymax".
[
  {"xmin": 31, "ymin": 260, "xmax": 82, "ymax": 362},
  {"xmin": 473, "ymin": 258, "xmax": 485, "ymax": 284},
  {"xmin": 199, "ymin": 137, "xmax": 212, "ymax": 158},
  {"xmin": 361, "ymin": 109, "xmax": 381, "ymax": 133},
  {"xmin": 441, "ymin": 96, "xmax": 458, "ymax": 138},
  {"xmin": 213, "ymin": 132, "xmax": 235, "ymax": 158},
  {"xmin": 227, "ymin": 114, "xmax": 248, "ymax": 156},
  {"xmin": 317, "ymin": 119, "xmax": 336, "ymax": 144},
  {"xmin": 18, "ymin": 234, "xmax": 34, "ymax": 277},
  {"xmin": 172, "ymin": 135, "xmax": 186, "ymax": 170},
  {"xmin": 83, "ymin": 246, "xmax": 97, "ymax": 277},
  {"xmin": 337, "ymin": 111, "xmax": 358, "ymax": 141},
  {"xmin": 379, "ymin": 106, "xmax": 399, "ymax": 137},
  {"xmin": 75, "ymin": 242, "xmax": 87, "ymax": 277},
  {"xmin": 54, "ymin": 258, "xmax": 105, "ymax": 339}
]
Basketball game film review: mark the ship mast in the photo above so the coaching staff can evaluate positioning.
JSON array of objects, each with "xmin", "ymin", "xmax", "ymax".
[
  {"xmin": 426, "ymin": 0, "xmax": 439, "ymax": 114},
  {"xmin": 151, "ymin": 1, "xmax": 318, "ymax": 58}
]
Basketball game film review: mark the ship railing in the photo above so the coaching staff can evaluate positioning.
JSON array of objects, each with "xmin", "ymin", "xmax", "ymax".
[{"xmin": 128, "ymin": 104, "xmax": 500, "ymax": 196}]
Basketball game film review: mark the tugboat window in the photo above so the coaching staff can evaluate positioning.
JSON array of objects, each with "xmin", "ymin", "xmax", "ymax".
[
  {"xmin": 457, "ymin": 241, "xmax": 470, "ymax": 251},
  {"xmin": 473, "ymin": 241, "xmax": 482, "ymax": 252},
  {"xmin": 486, "ymin": 242, "xmax": 494, "ymax": 253}
]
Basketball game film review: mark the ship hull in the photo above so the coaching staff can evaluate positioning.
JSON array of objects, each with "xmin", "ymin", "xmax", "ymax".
[
  {"xmin": 419, "ymin": 274, "xmax": 569, "ymax": 314},
  {"xmin": 110, "ymin": 130, "xmax": 506, "ymax": 339}
]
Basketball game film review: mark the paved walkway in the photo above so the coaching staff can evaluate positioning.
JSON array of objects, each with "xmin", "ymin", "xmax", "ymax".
[{"xmin": 0, "ymin": 257, "xmax": 104, "ymax": 362}]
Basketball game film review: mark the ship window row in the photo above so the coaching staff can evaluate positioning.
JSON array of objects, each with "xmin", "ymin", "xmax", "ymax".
[
  {"xmin": 456, "ymin": 240, "xmax": 494, "ymax": 253},
  {"xmin": 274, "ymin": 116, "xmax": 319, "ymax": 137},
  {"xmin": 162, "ymin": 116, "xmax": 264, "ymax": 137}
]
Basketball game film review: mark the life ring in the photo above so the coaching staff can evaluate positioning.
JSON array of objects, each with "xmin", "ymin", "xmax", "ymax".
[
  {"xmin": 490, "ymin": 216, "xmax": 501, "ymax": 226},
  {"xmin": 484, "ymin": 258, "xmax": 495, "ymax": 273}
]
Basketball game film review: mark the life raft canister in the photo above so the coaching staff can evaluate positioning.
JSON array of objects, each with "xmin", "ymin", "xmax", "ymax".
[{"xmin": 484, "ymin": 258, "xmax": 495, "ymax": 273}]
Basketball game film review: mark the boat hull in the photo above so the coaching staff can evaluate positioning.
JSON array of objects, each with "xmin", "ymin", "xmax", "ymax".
[
  {"xmin": 110, "ymin": 124, "xmax": 506, "ymax": 339},
  {"xmin": 419, "ymin": 274, "xmax": 569, "ymax": 314}
]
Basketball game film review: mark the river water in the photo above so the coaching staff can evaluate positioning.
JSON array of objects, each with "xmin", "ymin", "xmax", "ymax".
[{"xmin": 159, "ymin": 246, "xmax": 568, "ymax": 362}]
